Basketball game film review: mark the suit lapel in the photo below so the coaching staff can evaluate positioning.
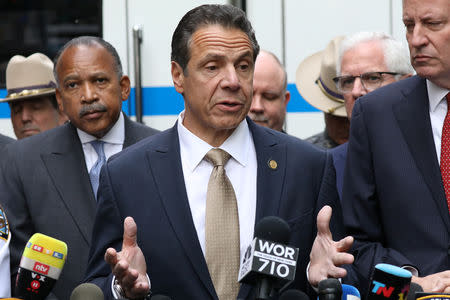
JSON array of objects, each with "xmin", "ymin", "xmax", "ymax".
[
  {"xmin": 238, "ymin": 120, "xmax": 287, "ymax": 300},
  {"xmin": 41, "ymin": 124, "xmax": 96, "ymax": 244},
  {"xmin": 249, "ymin": 119, "xmax": 286, "ymax": 223},
  {"xmin": 145, "ymin": 124, "xmax": 217, "ymax": 298},
  {"xmin": 393, "ymin": 77, "xmax": 450, "ymax": 232}
]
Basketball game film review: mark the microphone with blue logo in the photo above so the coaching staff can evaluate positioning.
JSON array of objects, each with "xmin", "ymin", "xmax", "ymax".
[
  {"xmin": 367, "ymin": 264, "xmax": 412, "ymax": 300},
  {"xmin": 342, "ymin": 284, "xmax": 361, "ymax": 300}
]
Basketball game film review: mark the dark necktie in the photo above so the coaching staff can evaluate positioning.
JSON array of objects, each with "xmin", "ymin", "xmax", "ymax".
[
  {"xmin": 89, "ymin": 140, "xmax": 106, "ymax": 199},
  {"xmin": 440, "ymin": 93, "xmax": 450, "ymax": 213},
  {"xmin": 204, "ymin": 148, "xmax": 240, "ymax": 299}
]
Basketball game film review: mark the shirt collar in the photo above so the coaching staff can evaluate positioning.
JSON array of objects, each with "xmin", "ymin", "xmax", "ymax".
[
  {"xmin": 177, "ymin": 111, "xmax": 252, "ymax": 172},
  {"xmin": 427, "ymin": 79, "xmax": 450, "ymax": 113},
  {"xmin": 77, "ymin": 112, "xmax": 125, "ymax": 145}
]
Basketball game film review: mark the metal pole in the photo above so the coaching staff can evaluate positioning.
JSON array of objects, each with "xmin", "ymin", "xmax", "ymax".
[{"xmin": 132, "ymin": 25, "xmax": 143, "ymax": 123}]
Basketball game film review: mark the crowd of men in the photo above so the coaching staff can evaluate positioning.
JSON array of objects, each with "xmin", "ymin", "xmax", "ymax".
[{"xmin": 0, "ymin": 0, "xmax": 448, "ymax": 298}]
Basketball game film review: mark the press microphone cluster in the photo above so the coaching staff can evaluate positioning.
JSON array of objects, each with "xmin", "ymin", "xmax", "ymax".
[
  {"xmin": 15, "ymin": 233, "xmax": 67, "ymax": 300},
  {"xmin": 238, "ymin": 216, "xmax": 299, "ymax": 300}
]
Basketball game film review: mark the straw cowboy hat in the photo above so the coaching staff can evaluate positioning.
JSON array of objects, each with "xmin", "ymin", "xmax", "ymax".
[
  {"xmin": 1, "ymin": 53, "xmax": 56, "ymax": 103},
  {"xmin": 295, "ymin": 36, "xmax": 347, "ymax": 117}
]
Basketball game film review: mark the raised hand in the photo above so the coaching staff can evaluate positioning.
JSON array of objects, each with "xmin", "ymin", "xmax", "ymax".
[
  {"xmin": 104, "ymin": 216, "xmax": 150, "ymax": 298},
  {"xmin": 308, "ymin": 205, "xmax": 354, "ymax": 286}
]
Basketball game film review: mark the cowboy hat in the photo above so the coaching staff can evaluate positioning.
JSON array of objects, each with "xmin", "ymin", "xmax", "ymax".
[
  {"xmin": 1, "ymin": 53, "xmax": 56, "ymax": 103},
  {"xmin": 295, "ymin": 36, "xmax": 347, "ymax": 117}
]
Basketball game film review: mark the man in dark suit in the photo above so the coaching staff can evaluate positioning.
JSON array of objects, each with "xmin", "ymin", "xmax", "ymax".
[
  {"xmin": 0, "ymin": 36, "xmax": 158, "ymax": 299},
  {"xmin": 85, "ymin": 4, "xmax": 354, "ymax": 300},
  {"xmin": 342, "ymin": 0, "xmax": 450, "ymax": 292},
  {"xmin": 331, "ymin": 31, "xmax": 413, "ymax": 199}
]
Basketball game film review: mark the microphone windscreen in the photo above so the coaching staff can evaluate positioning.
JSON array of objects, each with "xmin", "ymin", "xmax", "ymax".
[
  {"xmin": 70, "ymin": 283, "xmax": 103, "ymax": 300},
  {"xmin": 254, "ymin": 216, "xmax": 290, "ymax": 244},
  {"xmin": 150, "ymin": 295, "xmax": 172, "ymax": 300},
  {"xmin": 406, "ymin": 282, "xmax": 423, "ymax": 300},
  {"xmin": 279, "ymin": 289, "xmax": 309, "ymax": 300},
  {"xmin": 367, "ymin": 264, "xmax": 412, "ymax": 300},
  {"xmin": 15, "ymin": 233, "xmax": 68, "ymax": 299},
  {"xmin": 318, "ymin": 278, "xmax": 342, "ymax": 300},
  {"xmin": 342, "ymin": 284, "xmax": 361, "ymax": 300}
]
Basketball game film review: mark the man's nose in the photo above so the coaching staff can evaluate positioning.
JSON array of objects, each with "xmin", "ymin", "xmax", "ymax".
[{"xmin": 250, "ymin": 94, "xmax": 264, "ymax": 113}]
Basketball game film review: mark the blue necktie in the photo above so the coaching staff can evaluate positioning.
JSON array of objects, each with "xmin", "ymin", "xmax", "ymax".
[{"xmin": 89, "ymin": 140, "xmax": 106, "ymax": 199}]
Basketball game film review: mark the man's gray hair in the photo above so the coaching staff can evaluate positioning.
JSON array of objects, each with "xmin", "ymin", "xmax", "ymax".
[{"xmin": 337, "ymin": 31, "xmax": 414, "ymax": 77}]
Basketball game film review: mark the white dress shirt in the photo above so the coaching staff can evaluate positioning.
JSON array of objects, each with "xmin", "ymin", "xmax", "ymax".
[
  {"xmin": 77, "ymin": 112, "xmax": 125, "ymax": 171},
  {"xmin": 428, "ymin": 80, "xmax": 450, "ymax": 165},
  {"xmin": 112, "ymin": 113, "xmax": 257, "ymax": 298},
  {"xmin": 177, "ymin": 112, "xmax": 258, "ymax": 263}
]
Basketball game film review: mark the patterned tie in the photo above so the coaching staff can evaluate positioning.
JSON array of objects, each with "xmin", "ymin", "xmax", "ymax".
[
  {"xmin": 89, "ymin": 140, "xmax": 106, "ymax": 200},
  {"xmin": 441, "ymin": 93, "xmax": 450, "ymax": 213},
  {"xmin": 204, "ymin": 148, "xmax": 240, "ymax": 300}
]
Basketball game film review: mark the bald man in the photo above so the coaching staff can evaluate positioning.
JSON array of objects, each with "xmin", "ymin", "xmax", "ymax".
[{"xmin": 248, "ymin": 50, "xmax": 290, "ymax": 132}]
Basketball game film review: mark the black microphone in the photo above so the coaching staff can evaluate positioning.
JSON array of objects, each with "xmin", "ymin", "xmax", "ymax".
[
  {"xmin": 70, "ymin": 283, "xmax": 103, "ymax": 300},
  {"xmin": 406, "ymin": 283, "xmax": 422, "ymax": 300},
  {"xmin": 14, "ymin": 233, "xmax": 67, "ymax": 300},
  {"xmin": 366, "ymin": 264, "xmax": 412, "ymax": 300},
  {"xmin": 318, "ymin": 278, "xmax": 342, "ymax": 300},
  {"xmin": 238, "ymin": 216, "xmax": 299, "ymax": 300},
  {"xmin": 150, "ymin": 295, "xmax": 172, "ymax": 300},
  {"xmin": 279, "ymin": 289, "xmax": 309, "ymax": 300}
]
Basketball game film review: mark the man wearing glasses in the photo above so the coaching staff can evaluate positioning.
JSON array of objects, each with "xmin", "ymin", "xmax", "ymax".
[
  {"xmin": 340, "ymin": 0, "xmax": 450, "ymax": 292},
  {"xmin": 330, "ymin": 32, "xmax": 413, "ymax": 199}
]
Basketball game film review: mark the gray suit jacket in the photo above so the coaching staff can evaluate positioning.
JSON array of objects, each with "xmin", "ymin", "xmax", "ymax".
[{"xmin": 0, "ymin": 113, "xmax": 158, "ymax": 299}]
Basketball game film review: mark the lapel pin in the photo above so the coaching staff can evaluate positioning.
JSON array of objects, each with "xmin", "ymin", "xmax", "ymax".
[{"xmin": 268, "ymin": 159, "xmax": 278, "ymax": 170}]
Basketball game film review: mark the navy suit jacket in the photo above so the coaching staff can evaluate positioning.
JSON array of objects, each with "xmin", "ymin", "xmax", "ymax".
[
  {"xmin": 342, "ymin": 76, "xmax": 450, "ymax": 283},
  {"xmin": 86, "ymin": 118, "xmax": 347, "ymax": 299},
  {"xmin": 330, "ymin": 142, "xmax": 348, "ymax": 200},
  {"xmin": 0, "ymin": 114, "xmax": 158, "ymax": 300}
]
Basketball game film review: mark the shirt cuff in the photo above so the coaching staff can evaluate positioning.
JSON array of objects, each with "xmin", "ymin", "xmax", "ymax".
[
  {"xmin": 111, "ymin": 274, "xmax": 152, "ymax": 299},
  {"xmin": 306, "ymin": 261, "xmax": 342, "ymax": 293},
  {"xmin": 402, "ymin": 265, "xmax": 419, "ymax": 277}
]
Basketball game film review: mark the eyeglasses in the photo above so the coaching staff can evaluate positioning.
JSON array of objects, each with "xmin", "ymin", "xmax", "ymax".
[{"xmin": 333, "ymin": 72, "xmax": 401, "ymax": 93}]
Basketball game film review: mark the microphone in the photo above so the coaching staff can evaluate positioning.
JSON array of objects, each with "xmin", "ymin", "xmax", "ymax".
[
  {"xmin": 238, "ymin": 216, "xmax": 299, "ymax": 300},
  {"xmin": 279, "ymin": 289, "xmax": 309, "ymax": 300},
  {"xmin": 70, "ymin": 283, "xmax": 103, "ymax": 300},
  {"xmin": 318, "ymin": 278, "xmax": 342, "ymax": 300},
  {"xmin": 342, "ymin": 284, "xmax": 361, "ymax": 300},
  {"xmin": 14, "ymin": 233, "xmax": 67, "ymax": 300},
  {"xmin": 366, "ymin": 263, "xmax": 412, "ymax": 300},
  {"xmin": 416, "ymin": 293, "xmax": 450, "ymax": 300},
  {"xmin": 406, "ymin": 283, "xmax": 422, "ymax": 300}
]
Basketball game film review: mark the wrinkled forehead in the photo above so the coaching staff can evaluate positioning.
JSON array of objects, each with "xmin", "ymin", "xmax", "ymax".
[{"xmin": 189, "ymin": 25, "xmax": 254, "ymax": 57}]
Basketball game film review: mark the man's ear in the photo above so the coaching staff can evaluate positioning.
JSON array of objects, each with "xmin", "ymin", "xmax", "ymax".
[
  {"xmin": 119, "ymin": 75, "xmax": 131, "ymax": 101},
  {"xmin": 55, "ymin": 89, "xmax": 64, "ymax": 112},
  {"xmin": 284, "ymin": 91, "xmax": 291, "ymax": 107},
  {"xmin": 171, "ymin": 61, "xmax": 185, "ymax": 94},
  {"xmin": 400, "ymin": 73, "xmax": 413, "ymax": 80}
]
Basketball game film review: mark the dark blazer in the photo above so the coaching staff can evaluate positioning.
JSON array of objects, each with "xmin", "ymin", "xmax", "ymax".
[
  {"xmin": 0, "ymin": 134, "xmax": 14, "ymax": 148},
  {"xmin": 330, "ymin": 142, "xmax": 348, "ymax": 200},
  {"xmin": 342, "ymin": 76, "xmax": 450, "ymax": 283},
  {"xmin": 0, "ymin": 114, "xmax": 158, "ymax": 300},
  {"xmin": 85, "ymin": 118, "xmax": 346, "ymax": 299}
]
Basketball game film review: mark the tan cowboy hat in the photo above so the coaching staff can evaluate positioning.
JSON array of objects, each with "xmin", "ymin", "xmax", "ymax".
[
  {"xmin": 1, "ymin": 53, "xmax": 56, "ymax": 103},
  {"xmin": 295, "ymin": 36, "xmax": 347, "ymax": 117}
]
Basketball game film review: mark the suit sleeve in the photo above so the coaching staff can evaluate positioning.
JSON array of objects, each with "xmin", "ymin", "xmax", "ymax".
[
  {"xmin": 85, "ymin": 163, "xmax": 123, "ymax": 298},
  {"xmin": 0, "ymin": 144, "xmax": 35, "ymax": 293},
  {"xmin": 342, "ymin": 100, "xmax": 415, "ymax": 283}
]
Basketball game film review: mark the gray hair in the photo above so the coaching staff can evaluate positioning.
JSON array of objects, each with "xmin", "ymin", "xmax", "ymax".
[{"xmin": 337, "ymin": 31, "xmax": 414, "ymax": 77}]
